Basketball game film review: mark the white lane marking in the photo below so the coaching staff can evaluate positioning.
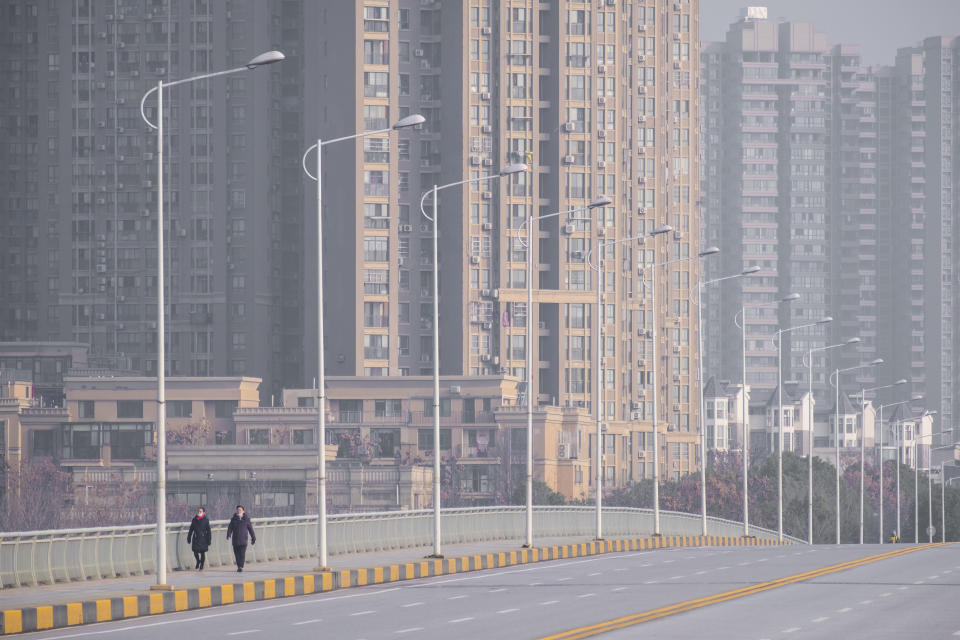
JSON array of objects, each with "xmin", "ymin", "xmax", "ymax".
[
  {"xmin": 556, "ymin": 577, "xmax": 572, "ymax": 582},
  {"xmin": 812, "ymin": 617, "xmax": 829, "ymax": 623},
  {"xmin": 899, "ymin": 586, "xmax": 908, "ymax": 590},
  {"xmin": 292, "ymin": 619, "xmax": 322, "ymax": 626},
  {"xmin": 757, "ymin": 558, "xmax": 769, "ymax": 562},
  {"xmin": 540, "ymin": 600, "xmax": 559, "ymax": 605},
  {"xmin": 396, "ymin": 628, "xmax": 423, "ymax": 635},
  {"xmin": 952, "ymin": 631, "xmax": 960, "ymax": 637},
  {"xmin": 350, "ymin": 610, "xmax": 376, "ymax": 616},
  {"xmin": 718, "ymin": 566, "xmax": 731, "ymax": 570},
  {"xmin": 669, "ymin": 575, "xmax": 685, "ymax": 580},
  {"xmin": 402, "ymin": 602, "xmax": 424, "ymax": 608},
  {"xmin": 859, "ymin": 600, "xmax": 873, "ymax": 605},
  {"xmin": 914, "ymin": 581, "xmax": 925, "ymax": 585},
  {"xmin": 695, "ymin": 570, "xmax": 708, "ymax": 575},
  {"xmin": 612, "ymin": 587, "xmax": 628, "ymax": 592},
  {"xmin": 448, "ymin": 617, "xmax": 474, "ymax": 624},
  {"xmin": 529, "ymin": 582, "xmax": 543, "ymax": 587},
  {"xmin": 228, "ymin": 632, "xmax": 261, "ymax": 637},
  {"xmin": 448, "ymin": 595, "xmax": 467, "ymax": 600},
  {"xmin": 782, "ymin": 627, "xmax": 801, "ymax": 634},
  {"xmin": 577, "ymin": 593, "xmax": 596, "ymax": 598},
  {"xmin": 880, "ymin": 593, "xmax": 892, "ymax": 598},
  {"xmin": 663, "ymin": 559, "xmax": 675, "ymax": 564},
  {"xmin": 639, "ymin": 564, "xmax": 651, "ymax": 568},
  {"xmin": 497, "ymin": 608, "xmax": 519, "ymax": 614},
  {"xmin": 27, "ymin": 587, "xmax": 404, "ymax": 639},
  {"xmin": 738, "ymin": 561, "xmax": 752, "ymax": 566},
  {"xmin": 837, "ymin": 607, "xmax": 852, "ymax": 613},
  {"xmin": 613, "ymin": 568, "xmax": 628, "ymax": 572},
  {"xmin": 643, "ymin": 580, "xmax": 657, "ymax": 585},
  {"xmin": 589, "ymin": 572, "xmax": 602, "ymax": 577},
  {"xmin": 489, "ymin": 588, "xmax": 508, "ymax": 593},
  {"xmin": 930, "ymin": 575, "xmax": 940, "ymax": 580}
]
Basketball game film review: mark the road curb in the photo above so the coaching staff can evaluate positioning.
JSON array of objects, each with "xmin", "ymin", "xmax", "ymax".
[{"xmin": 0, "ymin": 534, "xmax": 786, "ymax": 635}]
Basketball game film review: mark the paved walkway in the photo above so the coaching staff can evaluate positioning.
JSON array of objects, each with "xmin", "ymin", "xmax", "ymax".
[{"xmin": 0, "ymin": 536, "xmax": 597, "ymax": 611}]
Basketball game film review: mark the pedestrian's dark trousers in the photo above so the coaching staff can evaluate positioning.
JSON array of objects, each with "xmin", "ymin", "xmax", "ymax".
[
  {"xmin": 233, "ymin": 544, "xmax": 247, "ymax": 568},
  {"xmin": 193, "ymin": 551, "xmax": 206, "ymax": 568}
]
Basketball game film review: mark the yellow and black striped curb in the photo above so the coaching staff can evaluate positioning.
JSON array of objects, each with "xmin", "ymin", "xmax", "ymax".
[{"xmin": 0, "ymin": 534, "xmax": 787, "ymax": 635}]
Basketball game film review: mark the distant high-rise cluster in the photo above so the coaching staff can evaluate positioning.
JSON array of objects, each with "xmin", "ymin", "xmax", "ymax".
[{"xmin": 701, "ymin": 7, "xmax": 959, "ymax": 447}]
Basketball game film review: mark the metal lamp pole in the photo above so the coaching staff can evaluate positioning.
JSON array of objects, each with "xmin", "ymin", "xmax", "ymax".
[
  {"xmin": 419, "ymin": 163, "xmax": 527, "ymax": 557},
  {"xmin": 829, "ymin": 359, "xmax": 883, "ymax": 545},
  {"xmin": 876, "ymin": 395, "xmax": 923, "ymax": 543},
  {"xmin": 854, "ymin": 378, "xmax": 906, "ymax": 543},
  {"xmin": 804, "ymin": 337, "xmax": 859, "ymax": 544},
  {"xmin": 649, "ymin": 247, "xmax": 719, "ymax": 535},
  {"xmin": 775, "ymin": 316, "xmax": 833, "ymax": 541},
  {"xmin": 912, "ymin": 417, "xmax": 936, "ymax": 543},
  {"xmin": 736, "ymin": 293, "xmax": 799, "ymax": 537},
  {"xmin": 695, "ymin": 266, "xmax": 761, "ymax": 536},
  {"xmin": 302, "ymin": 113, "xmax": 424, "ymax": 569},
  {"xmin": 523, "ymin": 196, "xmax": 612, "ymax": 543},
  {"xmin": 139, "ymin": 50, "xmax": 284, "ymax": 588}
]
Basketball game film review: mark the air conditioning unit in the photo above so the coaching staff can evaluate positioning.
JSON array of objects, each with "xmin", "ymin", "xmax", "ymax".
[
  {"xmin": 481, "ymin": 355, "xmax": 492, "ymax": 362},
  {"xmin": 597, "ymin": 65, "xmax": 606, "ymax": 74},
  {"xmin": 144, "ymin": 180, "xmax": 153, "ymax": 187},
  {"xmin": 637, "ymin": 207, "xmax": 646, "ymax": 215},
  {"xmin": 673, "ymin": 345, "xmax": 681, "ymax": 354},
  {"xmin": 563, "ymin": 122, "xmax": 575, "ymax": 132},
  {"xmin": 398, "ymin": 256, "xmax": 406, "ymax": 266},
  {"xmin": 638, "ymin": 177, "xmax": 646, "ymax": 185},
  {"xmin": 563, "ymin": 223, "xmax": 575, "ymax": 234},
  {"xmin": 481, "ymin": 125, "xmax": 493, "ymax": 134},
  {"xmin": 481, "ymin": 321, "xmax": 492, "ymax": 330},
  {"xmin": 673, "ymin": 33, "xmax": 681, "ymax": 41},
  {"xmin": 673, "ymin": 374, "xmax": 681, "ymax": 381},
  {"xmin": 449, "ymin": 385, "xmax": 462, "ymax": 394},
  {"xmin": 597, "ymin": 161, "xmax": 606, "ymax": 170},
  {"xmin": 118, "ymin": 295, "xmax": 125, "ymax": 302},
  {"xmin": 491, "ymin": 289, "xmax": 500, "ymax": 299},
  {"xmin": 95, "ymin": 265, "xmax": 107, "ymax": 273},
  {"xmin": 637, "ymin": 359, "xmax": 644, "ymax": 368},
  {"xmin": 117, "ymin": 323, "xmax": 125, "ymax": 330},
  {"xmin": 414, "ymin": 48, "xmax": 424, "ymax": 57},
  {"xmin": 482, "ymin": 222, "xmax": 493, "ymax": 231},
  {"xmin": 96, "ymin": 197, "xmax": 106, "ymax": 205},
  {"xmin": 638, "ymin": 24, "xmax": 646, "ymax": 32},
  {"xmin": 637, "ymin": 86, "xmax": 646, "ymax": 95},
  {"xmin": 399, "ymin": 224, "xmax": 412, "ymax": 232},
  {"xmin": 141, "ymin": 209, "xmax": 150, "ymax": 217},
  {"xmin": 482, "ymin": 158, "xmax": 493, "ymax": 167},
  {"xmin": 98, "ymin": 31, "xmax": 107, "ymax": 39},
  {"xmin": 178, "ymin": 228, "xmax": 187, "ymax": 237},
  {"xmin": 419, "ymin": 224, "xmax": 431, "ymax": 232},
  {"xmin": 481, "ymin": 191, "xmax": 492, "ymax": 199},
  {"xmin": 638, "ymin": 54, "xmax": 646, "ymax": 62},
  {"xmin": 470, "ymin": 155, "xmax": 481, "ymax": 166},
  {"xmin": 96, "ymin": 82, "xmax": 106, "ymax": 89},
  {"xmin": 631, "ymin": 402, "xmax": 642, "ymax": 410},
  {"xmin": 674, "ymin": 62, "xmax": 682, "ymax": 70},
  {"xmin": 638, "ymin": 115, "xmax": 646, "ymax": 123},
  {"xmin": 471, "ymin": 255, "xmax": 480, "ymax": 265},
  {"xmin": 597, "ymin": 130, "xmax": 606, "ymax": 139},
  {"xmin": 481, "ymin": 27, "xmax": 492, "ymax": 35},
  {"xmin": 107, "ymin": 70, "xmax": 115, "ymax": 77},
  {"xmin": 597, "ymin": 96, "xmax": 606, "ymax": 106},
  {"xmin": 96, "ymin": 313, "xmax": 106, "ymax": 320},
  {"xmin": 673, "ymin": 404, "xmax": 681, "ymax": 412},
  {"xmin": 557, "ymin": 444, "xmax": 568, "ymax": 458},
  {"xmin": 597, "ymin": 228, "xmax": 605, "ymax": 236},
  {"xmin": 481, "ymin": 289, "xmax": 491, "ymax": 298},
  {"xmin": 480, "ymin": 92, "xmax": 491, "ymax": 100},
  {"xmin": 563, "ymin": 155, "xmax": 575, "ymax": 164},
  {"xmin": 673, "ymin": 230, "xmax": 683, "ymax": 240}
]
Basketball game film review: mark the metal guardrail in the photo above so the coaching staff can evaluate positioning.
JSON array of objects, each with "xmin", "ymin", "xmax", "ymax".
[{"xmin": 0, "ymin": 507, "xmax": 798, "ymax": 588}]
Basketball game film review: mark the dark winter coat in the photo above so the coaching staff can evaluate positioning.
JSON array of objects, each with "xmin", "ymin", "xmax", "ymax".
[
  {"xmin": 226, "ymin": 513, "xmax": 256, "ymax": 547},
  {"xmin": 187, "ymin": 515, "xmax": 212, "ymax": 552}
]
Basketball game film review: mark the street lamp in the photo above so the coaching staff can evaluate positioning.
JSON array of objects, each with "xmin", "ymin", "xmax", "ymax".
[
  {"xmin": 301, "ymin": 112, "xmax": 424, "ymax": 570},
  {"xmin": 774, "ymin": 316, "xmax": 832, "ymax": 541},
  {"xmin": 695, "ymin": 265, "xmax": 761, "ymax": 536},
  {"xmin": 419, "ymin": 163, "xmax": 527, "ymax": 557},
  {"xmin": 876, "ymin": 394, "xmax": 923, "ymax": 543},
  {"xmin": 913, "ymin": 414, "xmax": 936, "ymax": 543},
  {"xmin": 584, "ymin": 223, "xmax": 671, "ymax": 540},
  {"xmin": 853, "ymin": 378, "xmax": 906, "ymax": 543},
  {"xmin": 519, "ymin": 196, "xmax": 611, "ymax": 545},
  {"xmin": 736, "ymin": 292, "xmax": 800, "ymax": 537},
  {"xmin": 648, "ymin": 246, "xmax": 720, "ymax": 535},
  {"xmin": 138, "ymin": 49, "xmax": 284, "ymax": 589},
  {"xmin": 804, "ymin": 337, "xmax": 859, "ymax": 544},
  {"xmin": 829, "ymin": 358, "xmax": 883, "ymax": 544}
]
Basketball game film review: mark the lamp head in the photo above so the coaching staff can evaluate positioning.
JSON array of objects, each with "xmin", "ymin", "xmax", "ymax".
[
  {"xmin": 651, "ymin": 224, "xmax": 672, "ymax": 236},
  {"xmin": 845, "ymin": 337, "xmax": 861, "ymax": 345},
  {"xmin": 499, "ymin": 163, "xmax": 527, "ymax": 176},
  {"xmin": 392, "ymin": 114, "xmax": 426, "ymax": 129},
  {"xmin": 588, "ymin": 196, "xmax": 613, "ymax": 208},
  {"xmin": 894, "ymin": 379, "xmax": 908, "ymax": 385},
  {"xmin": 245, "ymin": 50, "xmax": 285, "ymax": 69},
  {"xmin": 742, "ymin": 265, "xmax": 762, "ymax": 275},
  {"xmin": 869, "ymin": 358, "xmax": 884, "ymax": 365},
  {"xmin": 781, "ymin": 293, "xmax": 801, "ymax": 302},
  {"xmin": 817, "ymin": 316, "xmax": 833, "ymax": 324},
  {"xmin": 699, "ymin": 246, "xmax": 720, "ymax": 257}
]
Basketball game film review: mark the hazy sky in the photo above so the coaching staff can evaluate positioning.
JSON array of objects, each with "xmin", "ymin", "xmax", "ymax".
[{"xmin": 701, "ymin": 0, "xmax": 960, "ymax": 65}]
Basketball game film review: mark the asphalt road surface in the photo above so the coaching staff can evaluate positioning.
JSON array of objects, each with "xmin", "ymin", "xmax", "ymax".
[{"xmin": 19, "ymin": 543, "xmax": 958, "ymax": 640}]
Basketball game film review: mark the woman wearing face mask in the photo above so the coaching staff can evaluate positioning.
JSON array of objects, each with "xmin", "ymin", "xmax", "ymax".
[{"xmin": 187, "ymin": 507, "xmax": 212, "ymax": 570}]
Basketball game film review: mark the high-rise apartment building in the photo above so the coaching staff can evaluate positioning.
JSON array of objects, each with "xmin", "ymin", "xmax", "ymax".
[
  {"xmin": 878, "ymin": 37, "xmax": 959, "ymax": 445},
  {"xmin": 314, "ymin": 0, "xmax": 705, "ymax": 481},
  {"xmin": 0, "ymin": 0, "xmax": 301, "ymax": 398},
  {"xmin": 702, "ymin": 9, "xmax": 835, "ymax": 421}
]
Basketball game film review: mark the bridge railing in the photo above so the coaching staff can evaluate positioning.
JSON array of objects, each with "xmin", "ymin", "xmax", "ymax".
[{"xmin": 0, "ymin": 507, "xmax": 797, "ymax": 588}]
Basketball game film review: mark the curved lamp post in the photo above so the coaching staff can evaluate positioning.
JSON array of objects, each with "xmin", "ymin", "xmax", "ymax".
[
  {"xmin": 584, "ymin": 223, "xmax": 671, "ymax": 539},
  {"xmin": 419, "ymin": 163, "xmax": 527, "ymax": 557},
  {"xmin": 803, "ymin": 337, "xmax": 859, "ymax": 544},
  {"xmin": 139, "ymin": 50, "xmax": 284, "ymax": 589},
  {"xmin": 649, "ymin": 246, "xmax": 720, "ymax": 535},
  {"xmin": 518, "ymin": 195, "xmax": 611, "ymax": 545},
  {"xmin": 876, "ymin": 394, "xmax": 923, "ymax": 543},
  {"xmin": 695, "ymin": 265, "xmax": 761, "ymax": 535},
  {"xmin": 301, "ymin": 112, "xmax": 424, "ymax": 570},
  {"xmin": 736, "ymin": 292, "xmax": 799, "ymax": 536},
  {"xmin": 774, "ymin": 316, "xmax": 833, "ymax": 541}
]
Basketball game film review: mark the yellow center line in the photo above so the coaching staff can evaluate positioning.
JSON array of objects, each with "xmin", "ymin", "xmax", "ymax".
[{"xmin": 537, "ymin": 544, "xmax": 944, "ymax": 640}]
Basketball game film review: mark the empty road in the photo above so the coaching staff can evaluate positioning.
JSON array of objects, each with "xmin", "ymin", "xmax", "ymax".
[{"xmin": 18, "ymin": 543, "xmax": 956, "ymax": 639}]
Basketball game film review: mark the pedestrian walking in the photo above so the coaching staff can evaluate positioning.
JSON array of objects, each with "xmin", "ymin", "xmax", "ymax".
[
  {"xmin": 186, "ymin": 507, "xmax": 212, "ymax": 570},
  {"xmin": 226, "ymin": 505, "xmax": 256, "ymax": 572}
]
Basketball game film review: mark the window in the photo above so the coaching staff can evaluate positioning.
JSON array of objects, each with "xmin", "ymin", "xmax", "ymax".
[
  {"xmin": 77, "ymin": 400, "xmax": 95, "ymax": 419},
  {"xmin": 32, "ymin": 430, "xmax": 54, "ymax": 456},
  {"xmin": 293, "ymin": 429, "xmax": 314, "ymax": 445},
  {"xmin": 363, "ymin": 236, "xmax": 389, "ymax": 262},
  {"xmin": 363, "ymin": 72, "xmax": 389, "ymax": 97},
  {"xmin": 166, "ymin": 400, "xmax": 192, "ymax": 418},
  {"xmin": 117, "ymin": 400, "xmax": 143, "ymax": 419},
  {"xmin": 363, "ymin": 39, "xmax": 388, "ymax": 65},
  {"xmin": 363, "ymin": 6, "xmax": 388, "ymax": 32},
  {"xmin": 297, "ymin": 396, "xmax": 315, "ymax": 407},
  {"xmin": 363, "ymin": 302, "xmax": 389, "ymax": 327},
  {"xmin": 363, "ymin": 105, "xmax": 388, "ymax": 130},
  {"xmin": 363, "ymin": 334, "xmax": 389, "ymax": 359},
  {"xmin": 375, "ymin": 399, "xmax": 402, "ymax": 417},
  {"xmin": 214, "ymin": 400, "xmax": 238, "ymax": 418},
  {"xmin": 255, "ymin": 491, "xmax": 295, "ymax": 507},
  {"xmin": 363, "ymin": 170, "xmax": 389, "ymax": 197},
  {"xmin": 249, "ymin": 429, "xmax": 270, "ymax": 445},
  {"xmin": 418, "ymin": 428, "xmax": 451, "ymax": 450}
]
